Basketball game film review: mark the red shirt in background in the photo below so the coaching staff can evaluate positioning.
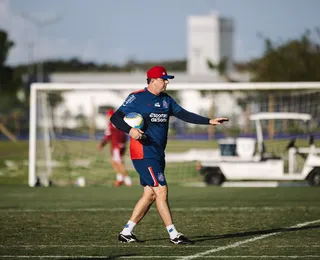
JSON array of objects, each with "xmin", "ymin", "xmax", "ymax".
[{"xmin": 102, "ymin": 120, "xmax": 127, "ymax": 151}]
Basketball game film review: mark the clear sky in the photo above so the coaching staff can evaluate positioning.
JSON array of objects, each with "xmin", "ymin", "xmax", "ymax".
[{"xmin": 1, "ymin": 0, "xmax": 319, "ymax": 65}]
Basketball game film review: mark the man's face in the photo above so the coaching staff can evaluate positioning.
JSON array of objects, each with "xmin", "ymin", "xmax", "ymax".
[{"xmin": 152, "ymin": 78, "xmax": 169, "ymax": 93}]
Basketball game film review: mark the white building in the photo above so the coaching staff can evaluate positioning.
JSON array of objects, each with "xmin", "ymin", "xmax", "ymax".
[{"xmin": 187, "ymin": 12, "xmax": 234, "ymax": 75}]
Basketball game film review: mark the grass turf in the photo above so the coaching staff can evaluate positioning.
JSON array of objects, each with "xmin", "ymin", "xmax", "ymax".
[
  {"xmin": 0, "ymin": 186, "xmax": 319, "ymax": 259},
  {"xmin": 1, "ymin": 139, "xmax": 320, "ymax": 259}
]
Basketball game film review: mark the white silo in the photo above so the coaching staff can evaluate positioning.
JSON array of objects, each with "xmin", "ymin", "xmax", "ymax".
[{"xmin": 187, "ymin": 12, "xmax": 234, "ymax": 75}]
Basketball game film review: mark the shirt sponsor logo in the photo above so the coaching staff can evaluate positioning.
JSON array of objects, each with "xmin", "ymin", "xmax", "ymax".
[
  {"xmin": 149, "ymin": 113, "xmax": 168, "ymax": 123},
  {"xmin": 122, "ymin": 95, "xmax": 136, "ymax": 106}
]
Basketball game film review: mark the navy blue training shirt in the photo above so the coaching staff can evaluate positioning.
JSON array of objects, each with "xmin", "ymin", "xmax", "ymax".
[{"xmin": 111, "ymin": 88, "xmax": 210, "ymax": 160}]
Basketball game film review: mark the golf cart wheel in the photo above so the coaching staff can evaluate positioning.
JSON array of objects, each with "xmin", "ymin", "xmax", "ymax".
[
  {"xmin": 307, "ymin": 168, "xmax": 320, "ymax": 186},
  {"xmin": 204, "ymin": 169, "xmax": 224, "ymax": 186}
]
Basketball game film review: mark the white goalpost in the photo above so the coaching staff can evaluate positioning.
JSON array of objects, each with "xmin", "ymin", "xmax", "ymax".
[{"xmin": 29, "ymin": 82, "xmax": 320, "ymax": 187}]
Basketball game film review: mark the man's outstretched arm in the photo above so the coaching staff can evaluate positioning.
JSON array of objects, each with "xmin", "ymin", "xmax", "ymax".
[{"xmin": 174, "ymin": 108, "xmax": 229, "ymax": 125}]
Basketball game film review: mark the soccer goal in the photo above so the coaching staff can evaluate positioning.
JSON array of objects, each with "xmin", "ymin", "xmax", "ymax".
[{"xmin": 29, "ymin": 82, "xmax": 320, "ymax": 187}]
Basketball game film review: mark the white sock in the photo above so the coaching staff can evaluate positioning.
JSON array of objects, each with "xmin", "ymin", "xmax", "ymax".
[
  {"xmin": 166, "ymin": 224, "xmax": 179, "ymax": 239},
  {"xmin": 116, "ymin": 173, "xmax": 124, "ymax": 182},
  {"xmin": 121, "ymin": 220, "xmax": 136, "ymax": 235},
  {"xmin": 124, "ymin": 176, "xmax": 132, "ymax": 186}
]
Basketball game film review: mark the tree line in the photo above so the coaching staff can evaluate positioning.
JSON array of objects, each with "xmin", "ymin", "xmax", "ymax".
[{"xmin": 2, "ymin": 28, "xmax": 320, "ymax": 95}]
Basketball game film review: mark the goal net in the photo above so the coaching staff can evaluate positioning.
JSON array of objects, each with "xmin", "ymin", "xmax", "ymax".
[{"xmin": 29, "ymin": 82, "xmax": 320, "ymax": 187}]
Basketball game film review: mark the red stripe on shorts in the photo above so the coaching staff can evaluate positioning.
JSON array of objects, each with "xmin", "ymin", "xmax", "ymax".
[{"xmin": 148, "ymin": 166, "xmax": 159, "ymax": 187}]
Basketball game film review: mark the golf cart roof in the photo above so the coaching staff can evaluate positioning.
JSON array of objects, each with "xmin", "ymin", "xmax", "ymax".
[{"xmin": 249, "ymin": 112, "xmax": 312, "ymax": 121}]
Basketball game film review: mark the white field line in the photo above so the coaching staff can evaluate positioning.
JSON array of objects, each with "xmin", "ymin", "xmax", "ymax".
[
  {"xmin": 0, "ymin": 244, "xmax": 319, "ymax": 248},
  {"xmin": 1, "ymin": 256, "xmax": 320, "ymax": 259},
  {"xmin": 1, "ymin": 206, "xmax": 320, "ymax": 213},
  {"xmin": 178, "ymin": 219, "xmax": 320, "ymax": 260}
]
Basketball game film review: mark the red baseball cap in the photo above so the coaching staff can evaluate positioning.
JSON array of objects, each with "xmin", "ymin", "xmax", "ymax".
[
  {"xmin": 106, "ymin": 109, "xmax": 114, "ymax": 117},
  {"xmin": 147, "ymin": 65, "xmax": 175, "ymax": 80}
]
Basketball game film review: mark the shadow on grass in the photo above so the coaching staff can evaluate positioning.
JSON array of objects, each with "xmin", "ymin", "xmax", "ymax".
[
  {"xmin": 146, "ymin": 224, "xmax": 320, "ymax": 243},
  {"xmin": 190, "ymin": 224, "xmax": 320, "ymax": 243},
  {"xmin": 60, "ymin": 254, "xmax": 136, "ymax": 260}
]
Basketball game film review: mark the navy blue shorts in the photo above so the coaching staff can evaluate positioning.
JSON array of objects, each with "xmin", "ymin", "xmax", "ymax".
[{"xmin": 132, "ymin": 158, "xmax": 167, "ymax": 187}]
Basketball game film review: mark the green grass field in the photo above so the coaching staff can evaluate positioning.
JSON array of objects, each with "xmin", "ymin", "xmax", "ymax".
[
  {"xmin": 1, "ymin": 139, "xmax": 320, "ymax": 259},
  {"xmin": 0, "ymin": 186, "xmax": 319, "ymax": 259}
]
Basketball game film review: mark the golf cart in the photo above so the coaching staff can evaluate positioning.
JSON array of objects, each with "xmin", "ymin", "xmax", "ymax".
[{"xmin": 197, "ymin": 112, "xmax": 320, "ymax": 186}]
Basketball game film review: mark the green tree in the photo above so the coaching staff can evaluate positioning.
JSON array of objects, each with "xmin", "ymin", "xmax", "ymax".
[
  {"xmin": 247, "ymin": 29, "xmax": 320, "ymax": 82},
  {"xmin": 0, "ymin": 30, "xmax": 26, "ymax": 137},
  {"xmin": 0, "ymin": 30, "xmax": 22, "ymax": 112},
  {"xmin": 0, "ymin": 30, "xmax": 14, "ymax": 67},
  {"xmin": 0, "ymin": 30, "xmax": 15, "ymax": 95}
]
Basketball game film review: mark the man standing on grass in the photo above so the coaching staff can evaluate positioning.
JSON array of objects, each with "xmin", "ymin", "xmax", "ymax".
[{"xmin": 110, "ymin": 65, "xmax": 229, "ymax": 244}]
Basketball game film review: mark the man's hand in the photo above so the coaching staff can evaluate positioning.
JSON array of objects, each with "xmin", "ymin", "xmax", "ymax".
[
  {"xmin": 129, "ymin": 128, "xmax": 144, "ymax": 140},
  {"xmin": 209, "ymin": 118, "xmax": 229, "ymax": 125}
]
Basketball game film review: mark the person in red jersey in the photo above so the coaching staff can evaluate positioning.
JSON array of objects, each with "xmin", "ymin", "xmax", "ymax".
[{"xmin": 97, "ymin": 109, "xmax": 132, "ymax": 187}]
